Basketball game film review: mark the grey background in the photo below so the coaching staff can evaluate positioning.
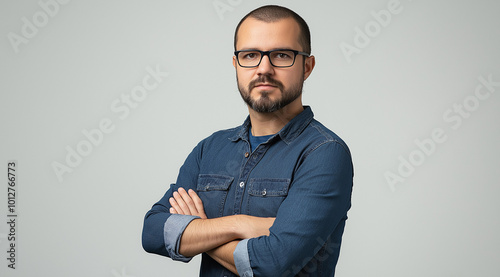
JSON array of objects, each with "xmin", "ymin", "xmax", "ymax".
[{"xmin": 1, "ymin": 0, "xmax": 499, "ymax": 276}]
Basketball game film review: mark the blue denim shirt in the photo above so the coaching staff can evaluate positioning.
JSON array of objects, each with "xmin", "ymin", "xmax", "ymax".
[{"xmin": 142, "ymin": 106, "xmax": 354, "ymax": 277}]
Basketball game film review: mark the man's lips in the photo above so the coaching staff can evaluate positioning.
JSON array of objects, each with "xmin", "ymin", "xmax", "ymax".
[{"xmin": 253, "ymin": 83, "xmax": 277, "ymax": 89}]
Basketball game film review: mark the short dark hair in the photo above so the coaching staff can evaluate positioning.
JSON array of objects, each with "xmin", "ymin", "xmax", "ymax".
[{"xmin": 234, "ymin": 5, "xmax": 311, "ymax": 54}]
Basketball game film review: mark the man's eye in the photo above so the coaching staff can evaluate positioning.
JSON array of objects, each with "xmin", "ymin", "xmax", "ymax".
[
  {"xmin": 274, "ymin": 52, "xmax": 292, "ymax": 59},
  {"xmin": 243, "ymin": 53, "xmax": 258, "ymax": 59}
]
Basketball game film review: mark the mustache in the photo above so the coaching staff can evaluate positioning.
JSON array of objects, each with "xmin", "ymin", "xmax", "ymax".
[{"xmin": 248, "ymin": 76, "xmax": 284, "ymax": 91}]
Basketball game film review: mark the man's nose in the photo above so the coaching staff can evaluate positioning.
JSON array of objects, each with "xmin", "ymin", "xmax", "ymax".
[{"xmin": 256, "ymin": 54, "xmax": 275, "ymax": 75}]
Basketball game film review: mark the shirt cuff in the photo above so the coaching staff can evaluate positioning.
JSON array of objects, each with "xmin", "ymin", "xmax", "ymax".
[
  {"xmin": 164, "ymin": 214, "xmax": 200, "ymax": 262},
  {"xmin": 234, "ymin": 239, "xmax": 253, "ymax": 277}
]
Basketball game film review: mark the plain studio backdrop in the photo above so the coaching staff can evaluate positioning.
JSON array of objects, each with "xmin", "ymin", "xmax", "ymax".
[{"xmin": 1, "ymin": 1, "xmax": 499, "ymax": 276}]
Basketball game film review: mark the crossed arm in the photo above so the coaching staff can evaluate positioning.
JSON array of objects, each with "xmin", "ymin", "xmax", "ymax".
[{"xmin": 169, "ymin": 187, "xmax": 275, "ymax": 275}]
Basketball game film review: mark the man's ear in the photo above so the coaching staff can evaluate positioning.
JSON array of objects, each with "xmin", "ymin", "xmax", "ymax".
[{"xmin": 303, "ymin": 55, "xmax": 315, "ymax": 81}]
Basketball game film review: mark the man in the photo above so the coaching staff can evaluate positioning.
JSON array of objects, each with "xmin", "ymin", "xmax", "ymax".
[{"xmin": 142, "ymin": 5, "xmax": 353, "ymax": 277}]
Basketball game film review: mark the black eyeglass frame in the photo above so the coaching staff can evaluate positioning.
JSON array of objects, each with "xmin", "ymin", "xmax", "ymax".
[{"xmin": 234, "ymin": 49, "xmax": 311, "ymax": 68}]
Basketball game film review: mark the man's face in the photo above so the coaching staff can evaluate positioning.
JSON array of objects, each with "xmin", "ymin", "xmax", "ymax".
[{"xmin": 233, "ymin": 17, "xmax": 313, "ymax": 113}]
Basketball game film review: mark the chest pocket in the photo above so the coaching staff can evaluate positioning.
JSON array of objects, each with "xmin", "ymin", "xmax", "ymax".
[
  {"xmin": 196, "ymin": 174, "xmax": 233, "ymax": 218},
  {"xmin": 246, "ymin": 178, "xmax": 290, "ymax": 217}
]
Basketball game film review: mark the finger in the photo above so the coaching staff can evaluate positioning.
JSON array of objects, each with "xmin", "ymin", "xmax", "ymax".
[
  {"xmin": 188, "ymin": 189, "xmax": 205, "ymax": 214},
  {"xmin": 177, "ymin": 188, "xmax": 197, "ymax": 215},
  {"xmin": 172, "ymin": 191, "xmax": 189, "ymax": 214},
  {"xmin": 172, "ymin": 192, "xmax": 190, "ymax": 215},
  {"xmin": 169, "ymin": 207, "xmax": 177, "ymax": 214},
  {"xmin": 169, "ymin": 197, "xmax": 184, "ymax": 215}
]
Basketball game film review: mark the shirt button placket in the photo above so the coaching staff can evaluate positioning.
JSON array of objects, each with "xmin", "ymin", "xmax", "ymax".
[{"xmin": 235, "ymin": 147, "xmax": 259, "ymax": 214}]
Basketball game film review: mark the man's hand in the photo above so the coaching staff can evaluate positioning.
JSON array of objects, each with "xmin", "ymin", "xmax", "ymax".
[{"xmin": 169, "ymin": 187, "xmax": 207, "ymax": 219}]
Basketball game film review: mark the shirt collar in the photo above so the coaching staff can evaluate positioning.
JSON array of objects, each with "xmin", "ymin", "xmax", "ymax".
[{"xmin": 229, "ymin": 106, "xmax": 314, "ymax": 145}]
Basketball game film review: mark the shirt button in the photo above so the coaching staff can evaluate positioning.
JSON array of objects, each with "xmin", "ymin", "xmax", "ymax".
[
  {"xmin": 262, "ymin": 189, "xmax": 267, "ymax": 196},
  {"xmin": 239, "ymin": 182, "xmax": 245, "ymax": 188},
  {"xmin": 244, "ymin": 152, "xmax": 249, "ymax": 158}
]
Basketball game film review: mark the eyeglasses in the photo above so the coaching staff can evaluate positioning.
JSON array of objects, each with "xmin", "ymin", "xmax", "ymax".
[{"xmin": 234, "ymin": 49, "xmax": 310, "ymax": 68}]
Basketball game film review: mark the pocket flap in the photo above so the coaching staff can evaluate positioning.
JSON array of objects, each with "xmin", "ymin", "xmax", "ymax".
[
  {"xmin": 248, "ymin": 178, "xmax": 290, "ymax": 197},
  {"xmin": 197, "ymin": 174, "xmax": 234, "ymax": 191}
]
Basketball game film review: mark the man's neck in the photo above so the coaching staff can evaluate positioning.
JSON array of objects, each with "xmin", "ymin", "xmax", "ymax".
[{"xmin": 248, "ymin": 101, "xmax": 304, "ymax": 136}]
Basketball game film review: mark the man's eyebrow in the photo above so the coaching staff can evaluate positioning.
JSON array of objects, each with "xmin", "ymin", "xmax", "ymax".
[{"xmin": 237, "ymin": 47, "xmax": 296, "ymax": 51}]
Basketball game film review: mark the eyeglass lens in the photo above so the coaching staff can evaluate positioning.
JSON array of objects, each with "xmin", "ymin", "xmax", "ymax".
[{"xmin": 237, "ymin": 50, "xmax": 295, "ymax": 67}]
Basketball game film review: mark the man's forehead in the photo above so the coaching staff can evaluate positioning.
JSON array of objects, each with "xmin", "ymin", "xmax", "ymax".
[{"xmin": 236, "ymin": 17, "xmax": 301, "ymax": 49}]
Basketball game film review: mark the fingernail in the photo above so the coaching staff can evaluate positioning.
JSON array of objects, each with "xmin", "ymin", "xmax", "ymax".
[{"xmin": 170, "ymin": 207, "xmax": 175, "ymax": 213}]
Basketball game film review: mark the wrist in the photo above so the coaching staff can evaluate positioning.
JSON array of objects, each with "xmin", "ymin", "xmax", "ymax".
[{"xmin": 229, "ymin": 214, "xmax": 248, "ymax": 239}]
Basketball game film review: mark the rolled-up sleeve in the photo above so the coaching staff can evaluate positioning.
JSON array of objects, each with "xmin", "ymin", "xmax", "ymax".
[
  {"xmin": 164, "ymin": 214, "xmax": 200, "ymax": 262},
  {"xmin": 141, "ymin": 188, "xmax": 199, "ymax": 260},
  {"xmin": 234, "ymin": 239, "xmax": 253, "ymax": 276}
]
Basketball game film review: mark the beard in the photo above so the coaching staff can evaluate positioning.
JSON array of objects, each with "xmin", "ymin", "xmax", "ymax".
[{"xmin": 237, "ymin": 74, "xmax": 304, "ymax": 113}]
